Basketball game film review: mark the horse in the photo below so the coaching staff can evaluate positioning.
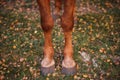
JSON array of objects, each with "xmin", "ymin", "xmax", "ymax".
[{"xmin": 37, "ymin": 0, "xmax": 76, "ymax": 75}]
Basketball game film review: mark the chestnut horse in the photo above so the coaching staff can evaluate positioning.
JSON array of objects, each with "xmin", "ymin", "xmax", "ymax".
[{"xmin": 37, "ymin": 0, "xmax": 76, "ymax": 75}]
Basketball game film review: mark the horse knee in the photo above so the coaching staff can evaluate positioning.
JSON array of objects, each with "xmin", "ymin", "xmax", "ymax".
[
  {"xmin": 61, "ymin": 16, "xmax": 74, "ymax": 32},
  {"xmin": 41, "ymin": 16, "xmax": 54, "ymax": 32}
]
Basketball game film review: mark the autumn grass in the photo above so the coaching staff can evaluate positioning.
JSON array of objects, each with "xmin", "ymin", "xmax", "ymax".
[{"xmin": 0, "ymin": 0, "xmax": 120, "ymax": 80}]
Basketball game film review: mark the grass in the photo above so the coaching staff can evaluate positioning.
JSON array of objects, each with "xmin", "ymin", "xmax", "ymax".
[{"xmin": 0, "ymin": 0, "xmax": 120, "ymax": 80}]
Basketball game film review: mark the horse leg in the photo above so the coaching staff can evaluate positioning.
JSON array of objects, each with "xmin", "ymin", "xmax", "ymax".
[
  {"xmin": 61, "ymin": 0, "xmax": 76, "ymax": 75},
  {"xmin": 53, "ymin": 0, "xmax": 62, "ymax": 21},
  {"xmin": 54, "ymin": 0, "xmax": 62, "ymax": 15},
  {"xmin": 37, "ymin": 0, "xmax": 55, "ymax": 75}
]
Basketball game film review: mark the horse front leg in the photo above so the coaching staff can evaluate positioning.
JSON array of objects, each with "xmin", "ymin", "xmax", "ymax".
[
  {"xmin": 61, "ymin": 0, "xmax": 76, "ymax": 75},
  {"xmin": 37, "ymin": 0, "xmax": 55, "ymax": 75}
]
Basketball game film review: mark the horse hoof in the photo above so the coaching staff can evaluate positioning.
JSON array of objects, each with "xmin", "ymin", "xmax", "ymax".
[
  {"xmin": 61, "ymin": 65, "xmax": 77, "ymax": 75},
  {"xmin": 41, "ymin": 65, "xmax": 55, "ymax": 76}
]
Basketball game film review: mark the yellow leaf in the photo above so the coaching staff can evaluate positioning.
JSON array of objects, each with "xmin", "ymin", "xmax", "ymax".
[
  {"xmin": 74, "ymin": 75, "xmax": 78, "ymax": 79},
  {"xmin": 88, "ymin": 25, "xmax": 92, "ymax": 29},
  {"xmin": 13, "ymin": 45, "xmax": 16, "ymax": 49},
  {"xmin": 107, "ymin": 59, "xmax": 111, "ymax": 62},
  {"xmin": 20, "ymin": 58, "xmax": 25, "ymax": 62},
  {"xmin": 34, "ymin": 31, "xmax": 37, "ymax": 34},
  {"xmin": 99, "ymin": 48, "xmax": 105, "ymax": 53},
  {"xmin": 13, "ymin": 39, "xmax": 16, "ymax": 42},
  {"xmin": 46, "ymin": 77, "xmax": 49, "ymax": 80},
  {"xmin": 83, "ymin": 74, "xmax": 88, "ymax": 78},
  {"xmin": 0, "ymin": 20, "xmax": 2, "ymax": 23},
  {"xmin": 106, "ymin": 72, "xmax": 110, "ymax": 76}
]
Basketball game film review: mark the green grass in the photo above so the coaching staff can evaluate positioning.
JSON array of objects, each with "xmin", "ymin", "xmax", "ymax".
[{"xmin": 0, "ymin": 0, "xmax": 120, "ymax": 80}]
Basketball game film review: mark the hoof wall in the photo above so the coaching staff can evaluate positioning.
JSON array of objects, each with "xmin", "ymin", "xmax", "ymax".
[
  {"xmin": 62, "ymin": 65, "xmax": 77, "ymax": 75},
  {"xmin": 41, "ymin": 65, "xmax": 55, "ymax": 76}
]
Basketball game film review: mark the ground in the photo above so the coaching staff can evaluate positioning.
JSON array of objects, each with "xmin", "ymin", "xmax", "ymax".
[{"xmin": 0, "ymin": 0, "xmax": 120, "ymax": 80}]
